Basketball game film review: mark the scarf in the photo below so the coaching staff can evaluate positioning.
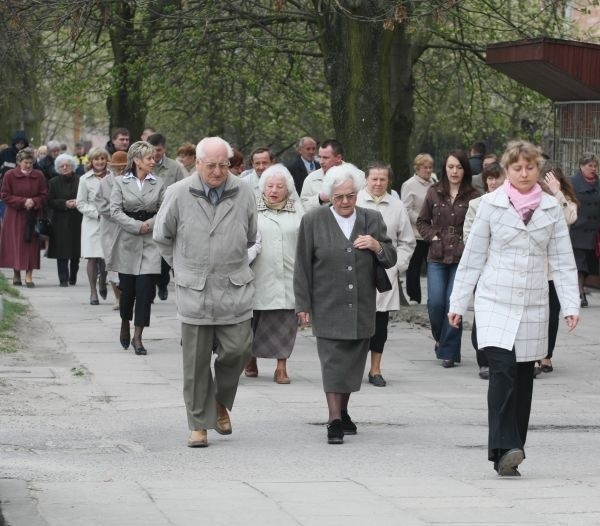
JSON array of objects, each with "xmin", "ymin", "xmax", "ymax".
[
  {"xmin": 504, "ymin": 178, "xmax": 542, "ymax": 223},
  {"xmin": 263, "ymin": 196, "xmax": 288, "ymax": 210},
  {"xmin": 367, "ymin": 191, "xmax": 385, "ymax": 204}
]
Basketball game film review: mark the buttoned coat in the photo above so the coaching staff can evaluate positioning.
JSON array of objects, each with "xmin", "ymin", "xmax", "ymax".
[
  {"xmin": 76, "ymin": 170, "xmax": 104, "ymax": 258},
  {"xmin": 95, "ymin": 172, "xmax": 120, "ymax": 271},
  {"xmin": 47, "ymin": 174, "xmax": 81, "ymax": 259},
  {"xmin": 153, "ymin": 173, "xmax": 257, "ymax": 325},
  {"xmin": 569, "ymin": 170, "xmax": 600, "ymax": 249},
  {"xmin": 449, "ymin": 187, "xmax": 579, "ymax": 362},
  {"xmin": 357, "ymin": 190, "xmax": 416, "ymax": 311},
  {"xmin": 400, "ymin": 174, "xmax": 434, "ymax": 240},
  {"xmin": 286, "ymin": 155, "xmax": 320, "ymax": 194},
  {"xmin": 294, "ymin": 206, "xmax": 397, "ymax": 340},
  {"xmin": 253, "ymin": 197, "xmax": 304, "ymax": 310},
  {"xmin": 110, "ymin": 174, "xmax": 164, "ymax": 275},
  {"xmin": 154, "ymin": 156, "xmax": 186, "ymax": 189}
]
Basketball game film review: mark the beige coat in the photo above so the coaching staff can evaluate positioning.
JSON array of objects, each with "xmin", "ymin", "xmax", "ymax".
[
  {"xmin": 253, "ymin": 197, "xmax": 304, "ymax": 310},
  {"xmin": 76, "ymin": 170, "xmax": 104, "ymax": 258},
  {"xmin": 110, "ymin": 174, "xmax": 165, "ymax": 275},
  {"xmin": 357, "ymin": 190, "xmax": 416, "ymax": 311},
  {"xmin": 154, "ymin": 156, "xmax": 186, "ymax": 188},
  {"xmin": 153, "ymin": 173, "xmax": 258, "ymax": 325},
  {"xmin": 400, "ymin": 174, "xmax": 434, "ymax": 240},
  {"xmin": 94, "ymin": 172, "xmax": 120, "ymax": 271},
  {"xmin": 449, "ymin": 187, "xmax": 579, "ymax": 362}
]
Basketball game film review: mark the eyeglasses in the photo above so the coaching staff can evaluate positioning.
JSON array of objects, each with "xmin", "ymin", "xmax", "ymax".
[
  {"xmin": 200, "ymin": 160, "xmax": 230, "ymax": 171},
  {"xmin": 332, "ymin": 192, "xmax": 357, "ymax": 203}
]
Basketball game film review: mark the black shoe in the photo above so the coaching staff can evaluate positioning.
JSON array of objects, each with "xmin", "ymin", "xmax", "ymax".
[
  {"xmin": 581, "ymin": 293, "xmax": 588, "ymax": 307},
  {"xmin": 498, "ymin": 448, "xmax": 524, "ymax": 476},
  {"xmin": 478, "ymin": 366, "xmax": 489, "ymax": 380},
  {"xmin": 341, "ymin": 411, "xmax": 357, "ymax": 435},
  {"xmin": 157, "ymin": 285, "xmax": 168, "ymax": 301},
  {"xmin": 59, "ymin": 281, "xmax": 68, "ymax": 287},
  {"xmin": 69, "ymin": 278, "xmax": 77, "ymax": 286},
  {"xmin": 99, "ymin": 283, "xmax": 108, "ymax": 300},
  {"xmin": 368, "ymin": 372, "xmax": 386, "ymax": 387},
  {"xmin": 120, "ymin": 325, "xmax": 130, "ymax": 350},
  {"xmin": 90, "ymin": 297, "xmax": 100, "ymax": 305},
  {"xmin": 442, "ymin": 359, "xmax": 455, "ymax": 368},
  {"xmin": 327, "ymin": 419, "xmax": 344, "ymax": 444},
  {"xmin": 131, "ymin": 338, "xmax": 147, "ymax": 355}
]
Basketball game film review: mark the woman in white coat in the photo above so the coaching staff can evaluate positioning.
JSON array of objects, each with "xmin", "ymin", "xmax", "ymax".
[
  {"xmin": 245, "ymin": 164, "xmax": 304, "ymax": 383},
  {"xmin": 77, "ymin": 147, "xmax": 110, "ymax": 305},
  {"xmin": 357, "ymin": 162, "xmax": 415, "ymax": 386},
  {"xmin": 448, "ymin": 140, "xmax": 580, "ymax": 477}
]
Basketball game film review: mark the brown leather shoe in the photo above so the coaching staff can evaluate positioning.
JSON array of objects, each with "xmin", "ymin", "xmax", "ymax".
[
  {"xmin": 187, "ymin": 429, "xmax": 208, "ymax": 448},
  {"xmin": 274, "ymin": 369, "xmax": 290, "ymax": 384},
  {"xmin": 244, "ymin": 356, "xmax": 258, "ymax": 377},
  {"xmin": 215, "ymin": 403, "xmax": 232, "ymax": 435}
]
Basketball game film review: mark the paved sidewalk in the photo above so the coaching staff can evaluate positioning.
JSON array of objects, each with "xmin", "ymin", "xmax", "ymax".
[{"xmin": 1, "ymin": 259, "xmax": 600, "ymax": 525}]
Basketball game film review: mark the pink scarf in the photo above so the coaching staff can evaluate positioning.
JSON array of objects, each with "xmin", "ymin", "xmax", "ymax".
[{"xmin": 503, "ymin": 179, "xmax": 542, "ymax": 223}]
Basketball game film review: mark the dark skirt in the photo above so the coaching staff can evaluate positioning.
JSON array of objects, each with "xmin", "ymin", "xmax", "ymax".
[
  {"xmin": 316, "ymin": 337, "xmax": 370, "ymax": 392},
  {"xmin": 252, "ymin": 309, "xmax": 298, "ymax": 359}
]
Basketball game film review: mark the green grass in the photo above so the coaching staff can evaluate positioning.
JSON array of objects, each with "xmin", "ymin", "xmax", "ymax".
[{"xmin": 0, "ymin": 274, "xmax": 27, "ymax": 353}]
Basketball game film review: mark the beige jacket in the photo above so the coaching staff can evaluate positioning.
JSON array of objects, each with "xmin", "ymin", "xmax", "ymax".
[
  {"xmin": 110, "ymin": 173, "xmax": 165, "ymax": 275},
  {"xmin": 153, "ymin": 173, "xmax": 258, "ymax": 325},
  {"xmin": 400, "ymin": 174, "xmax": 434, "ymax": 240}
]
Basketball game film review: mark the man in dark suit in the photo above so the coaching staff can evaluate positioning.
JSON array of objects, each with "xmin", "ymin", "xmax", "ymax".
[{"xmin": 286, "ymin": 136, "xmax": 320, "ymax": 194}]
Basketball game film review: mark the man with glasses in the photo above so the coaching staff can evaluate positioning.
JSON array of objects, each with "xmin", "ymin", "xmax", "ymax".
[{"xmin": 154, "ymin": 136, "xmax": 257, "ymax": 448}]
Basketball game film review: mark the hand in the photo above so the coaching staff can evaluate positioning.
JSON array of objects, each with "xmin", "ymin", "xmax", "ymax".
[
  {"xmin": 448, "ymin": 312, "xmax": 462, "ymax": 328},
  {"xmin": 318, "ymin": 192, "xmax": 330, "ymax": 203},
  {"xmin": 297, "ymin": 312, "xmax": 310, "ymax": 327},
  {"xmin": 544, "ymin": 171, "xmax": 561, "ymax": 195},
  {"xmin": 139, "ymin": 222, "xmax": 150, "ymax": 235},
  {"xmin": 353, "ymin": 235, "xmax": 381, "ymax": 253},
  {"xmin": 565, "ymin": 315, "xmax": 579, "ymax": 332},
  {"xmin": 24, "ymin": 198, "xmax": 34, "ymax": 210},
  {"xmin": 66, "ymin": 199, "xmax": 76, "ymax": 209}
]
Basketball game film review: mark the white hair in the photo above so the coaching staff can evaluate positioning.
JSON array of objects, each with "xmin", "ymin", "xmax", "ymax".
[
  {"xmin": 322, "ymin": 163, "xmax": 364, "ymax": 197},
  {"xmin": 54, "ymin": 153, "xmax": 77, "ymax": 172},
  {"xmin": 196, "ymin": 137, "xmax": 234, "ymax": 160},
  {"xmin": 258, "ymin": 164, "xmax": 296, "ymax": 195},
  {"xmin": 46, "ymin": 140, "xmax": 61, "ymax": 150}
]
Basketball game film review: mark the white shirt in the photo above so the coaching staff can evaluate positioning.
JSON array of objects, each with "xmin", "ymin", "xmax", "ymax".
[
  {"xmin": 123, "ymin": 172, "xmax": 157, "ymax": 191},
  {"xmin": 330, "ymin": 207, "xmax": 356, "ymax": 239}
]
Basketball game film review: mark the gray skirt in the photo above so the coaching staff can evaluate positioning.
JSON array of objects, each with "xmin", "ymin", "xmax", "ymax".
[
  {"xmin": 252, "ymin": 309, "xmax": 298, "ymax": 359},
  {"xmin": 316, "ymin": 337, "xmax": 370, "ymax": 393}
]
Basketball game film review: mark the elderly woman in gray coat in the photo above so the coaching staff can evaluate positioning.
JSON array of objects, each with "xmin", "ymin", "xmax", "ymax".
[
  {"xmin": 294, "ymin": 164, "xmax": 397, "ymax": 445},
  {"xmin": 111, "ymin": 141, "xmax": 165, "ymax": 355}
]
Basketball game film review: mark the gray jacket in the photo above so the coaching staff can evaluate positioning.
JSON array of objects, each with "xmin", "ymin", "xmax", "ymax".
[
  {"xmin": 294, "ymin": 206, "xmax": 397, "ymax": 340},
  {"xmin": 110, "ymin": 174, "xmax": 165, "ymax": 275},
  {"xmin": 153, "ymin": 173, "xmax": 258, "ymax": 325},
  {"xmin": 154, "ymin": 156, "xmax": 186, "ymax": 188}
]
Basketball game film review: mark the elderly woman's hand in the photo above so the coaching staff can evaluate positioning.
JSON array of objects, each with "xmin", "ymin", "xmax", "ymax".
[
  {"xmin": 139, "ymin": 222, "xmax": 151, "ymax": 235},
  {"xmin": 297, "ymin": 312, "xmax": 310, "ymax": 327},
  {"xmin": 565, "ymin": 315, "xmax": 579, "ymax": 332},
  {"xmin": 24, "ymin": 198, "xmax": 34, "ymax": 210},
  {"xmin": 353, "ymin": 234, "xmax": 381, "ymax": 253},
  {"xmin": 447, "ymin": 312, "xmax": 462, "ymax": 328}
]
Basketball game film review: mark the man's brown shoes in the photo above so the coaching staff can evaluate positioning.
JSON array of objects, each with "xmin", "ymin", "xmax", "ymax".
[
  {"xmin": 187, "ymin": 429, "xmax": 208, "ymax": 448},
  {"xmin": 215, "ymin": 403, "xmax": 232, "ymax": 435}
]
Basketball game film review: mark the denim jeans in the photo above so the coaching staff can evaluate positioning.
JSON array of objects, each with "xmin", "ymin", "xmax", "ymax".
[{"xmin": 426, "ymin": 261, "xmax": 462, "ymax": 362}]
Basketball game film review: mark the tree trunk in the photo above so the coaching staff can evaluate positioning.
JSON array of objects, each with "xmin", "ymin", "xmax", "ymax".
[{"xmin": 313, "ymin": 1, "xmax": 427, "ymax": 189}]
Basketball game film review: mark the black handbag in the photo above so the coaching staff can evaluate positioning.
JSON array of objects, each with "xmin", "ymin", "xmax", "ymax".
[
  {"xmin": 373, "ymin": 255, "xmax": 393, "ymax": 292},
  {"xmin": 34, "ymin": 216, "xmax": 52, "ymax": 238}
]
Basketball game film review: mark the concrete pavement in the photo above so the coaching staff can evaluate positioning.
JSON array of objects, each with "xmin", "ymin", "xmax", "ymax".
[{"xmin": 1, "ymin": 258, "xmax": 600, "ymax": 526}]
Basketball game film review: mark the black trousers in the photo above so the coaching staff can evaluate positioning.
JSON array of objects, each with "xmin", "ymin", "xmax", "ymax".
[
  {"xmin": 157, "ymin": 257, "xmax": 171, "ymax": 289},
  {"xmin": 470, "ymin": 318, "xmax": 489, "ymax": 367},
  {"xmin": 57, "ymin": 258, "xmax": 79, "ymax": 284},
  {"xmin": 405, "ymin": 239, "xmax": 428, "ymax": 303},
  {"xmin": 484, "ymin": 347, "xmax": 535, "ymax": 464},
  {"xmin": 119, "ymin": 273, "xmax": 158, "ymax": 327},
  {"xmin": 547, "ymin": 281, "xmax": 560, "ymax": 359},
  {"xmin": 369, "ymin": 311, "xmax": 390, "ymax": 354}
]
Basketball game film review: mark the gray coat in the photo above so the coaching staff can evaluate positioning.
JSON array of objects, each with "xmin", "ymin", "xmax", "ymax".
[
  {"xmin": 569, "ymin": 170, "xmax": 600, "ymax": 249},
  {"xmin": 110, "ymin": 174, "xmax": 165, "ymax": 275},
  {"xmin": 153, "ymin": 173, "xmax": 258, "ymax": 325},
  {"xmin": 154, "ymin": 156, "xmax": 186, "ymax": 188},
  {"xmin": 95, "ymin": 173, "xmax": 120, "ymax": 271},
  {"xmin": 294, "ymin": 206, "xmax": 397, "ymax": 340}
]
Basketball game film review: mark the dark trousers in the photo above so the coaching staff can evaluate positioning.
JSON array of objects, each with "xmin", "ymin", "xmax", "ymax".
[
  {"xmin": 57, "ymin": 258, "xmax": 79, "ymax": 284},
  {"xmin": 547, "ymin": 281, "xmax": 560, "ymax": 359},
  {"xmin": 405, "ymin": 240, "xmax": 428, "ymax": 303},
  {"xmin": 157, "ymin": 258, "xmax": 171, "ymax": 289},
  {"xmin": 470, "ymin": 318, "xmax": 489, "ymax": 367},
  {"xmin": 484, "ymin": 346, "xmax": 535, "ymax": 464},
  {"xmin": 369, "ymin": 311, "xmax": 390, "ymax": 353},
  {"xmin": 119, "ymin": 273, "xmax": 158, "ymax": 327}
]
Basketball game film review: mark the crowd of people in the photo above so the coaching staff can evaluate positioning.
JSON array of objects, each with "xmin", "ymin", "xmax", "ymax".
[{"xmin": 0, "ymin": 129, "xmax": 597, "ymax": 476}]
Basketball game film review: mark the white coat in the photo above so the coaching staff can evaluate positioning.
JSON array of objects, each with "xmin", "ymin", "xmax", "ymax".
[
  {"xmin": 449, "ymin": 187, "xmax": 579, "ymax": 362},
  {"xmin": 76, "ymin": 170, "xmax": 104, "ymax": 258},
  {"xmin": 252, "ymin": 197, "xmax": 304, "ymax": 310},
  {"xmin": 357, "ymin": 190, "xmax": 416, "ymax": 311}
]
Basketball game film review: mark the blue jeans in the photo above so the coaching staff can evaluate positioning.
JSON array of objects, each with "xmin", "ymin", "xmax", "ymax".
[{"xmin": 427, "ymin": 261, "xmax": 462, "ymax": 362}]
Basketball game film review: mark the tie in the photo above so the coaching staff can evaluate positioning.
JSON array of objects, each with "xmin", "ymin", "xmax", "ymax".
[
  {"xmin": 309, "ymin": 161, "xmax": 314, "ymax": 172},
  {"xmin": 208, "ymin": 188, "xmax": 218, "ymax": 205}
]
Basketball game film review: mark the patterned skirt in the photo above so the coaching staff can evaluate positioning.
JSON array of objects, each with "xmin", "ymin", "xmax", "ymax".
[{"xmin": 252, "ymin": 309, "xmax": 298, "ymax": 359}]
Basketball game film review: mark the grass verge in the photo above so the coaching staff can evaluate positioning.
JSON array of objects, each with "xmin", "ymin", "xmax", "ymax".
[{"xmin": 0, "ymin": 274, "xmax": 27, "ymax": 353}]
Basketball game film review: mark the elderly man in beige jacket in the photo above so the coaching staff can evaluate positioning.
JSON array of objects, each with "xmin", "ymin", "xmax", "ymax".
[{"xmin": 154, "ymin": 136, "xmax": 257, "ymax": 448}]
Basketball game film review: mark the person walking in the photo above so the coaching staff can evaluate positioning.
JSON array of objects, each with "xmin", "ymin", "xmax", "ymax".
[
  {"xmin": 449, "ymin": 140, "xmax": 579, "ymax": 477},
  {"xmin": 153, "ymin": 137, "xmax": 257, "ymax": 448}
]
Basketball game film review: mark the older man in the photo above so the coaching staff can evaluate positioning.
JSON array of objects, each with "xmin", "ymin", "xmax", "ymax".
[
  {"xmin": 154, "ymin": 136, "xmax": 257, "ymax": 448},
  {"xmin": 286, "ymin": 136, "xmax": 320, "ymax": 193}
]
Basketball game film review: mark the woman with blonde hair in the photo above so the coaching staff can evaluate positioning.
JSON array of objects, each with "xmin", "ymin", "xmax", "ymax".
[{"xmin": 77, "ymin": 146, "xmax": 110, "ymax": 304}]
